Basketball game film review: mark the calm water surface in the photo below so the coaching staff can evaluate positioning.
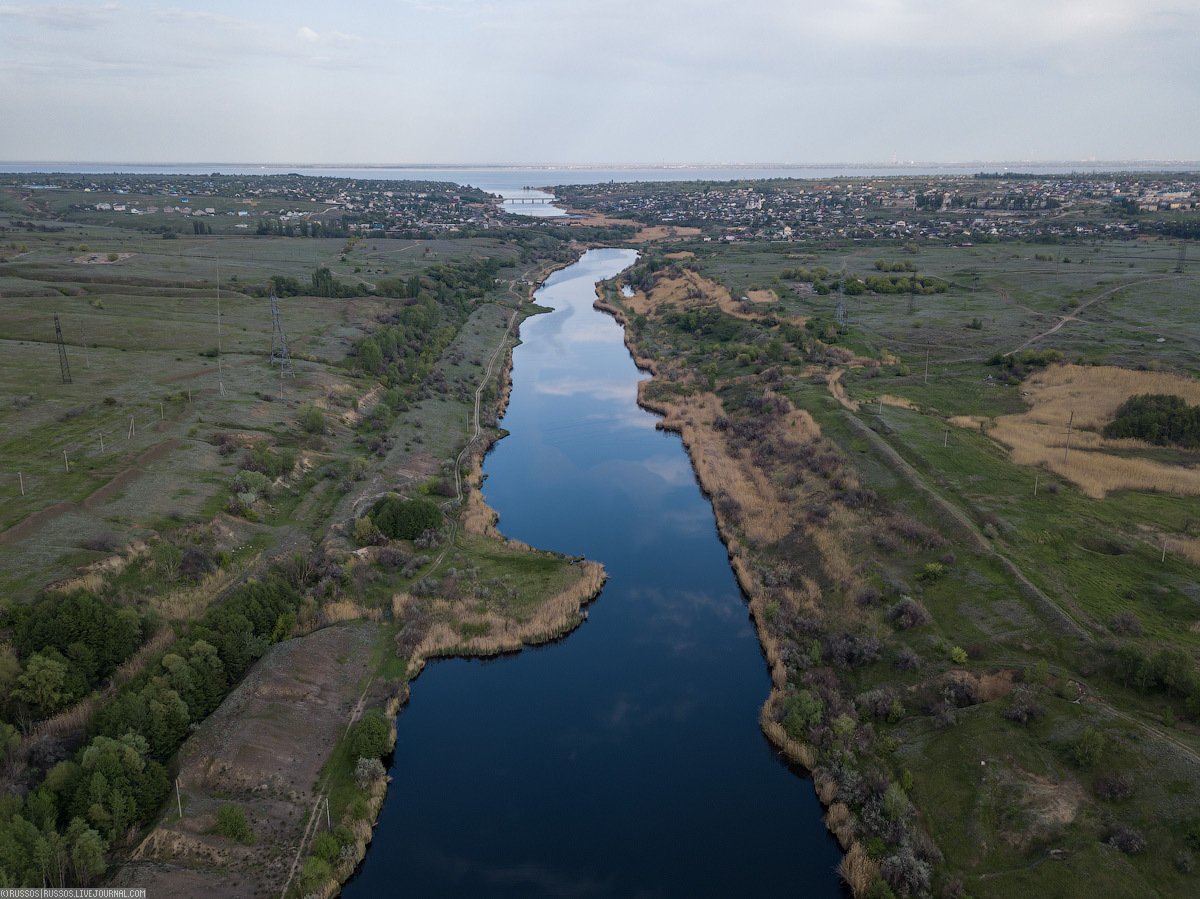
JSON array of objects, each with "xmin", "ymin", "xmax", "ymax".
[{"xmin": 343, "ymin": 248, "xmax": 842, "ymax": 898}]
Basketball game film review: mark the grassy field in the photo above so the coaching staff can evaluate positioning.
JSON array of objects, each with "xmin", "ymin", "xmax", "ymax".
[{"xmin": 604, "ymin": 235, "xmax": 1200, "ymax": 898}]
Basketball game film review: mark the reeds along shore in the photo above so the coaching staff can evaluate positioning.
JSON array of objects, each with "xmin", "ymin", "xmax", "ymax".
[{"xmin": 393, "ymin": 560, "xmax": 607, "ymax": 680}]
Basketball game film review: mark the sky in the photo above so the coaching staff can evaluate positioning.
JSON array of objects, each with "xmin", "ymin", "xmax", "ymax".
[{"xmin": 1, "ymin": 0, "xmax": 1198, "ymax": 165}]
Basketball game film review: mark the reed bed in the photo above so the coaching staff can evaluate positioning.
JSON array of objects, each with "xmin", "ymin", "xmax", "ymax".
[
  {"xmin": 1164, "ymin": 533, "xmax": 1200, "ymax": 567},
  {"xmin": 839, "ymin": 843, "xmax": 879, "ymax": 898},
  {"xmin": 825, "ymin": 801, "xmax": 854, "ymax": 848},
  {"xmin": 157, "ymin": 558, "xmax": 256, "ymax": 621},
  {"xmin": 396, "ymin": 561, "xmax": 606, "ymax": 679},
  {"xmin": 295, "ymin": 600, "xmax": 384, "ymax": 637},
  {"xmin": 759, "ymin": 696, "xmax": 817, "ymax": 770},
  {"xmin": 647, "ymin": 389, "xmax": 793, "ymax": 542}
]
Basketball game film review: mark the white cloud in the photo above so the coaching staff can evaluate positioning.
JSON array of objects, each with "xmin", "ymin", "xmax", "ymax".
[{"xmin": 298, "ymin": 25, "xmax": 318, "ymax": 42}]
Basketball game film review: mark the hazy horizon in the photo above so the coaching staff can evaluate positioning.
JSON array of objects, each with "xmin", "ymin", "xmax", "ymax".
[{"xmin": 3, "ymin": 1, "xmax": 1197, "ymax": 165}]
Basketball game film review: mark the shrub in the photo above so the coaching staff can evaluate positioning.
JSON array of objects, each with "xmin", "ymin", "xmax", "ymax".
[
  {"xmin": 371, "ymin": 495, "xmax": 441, "ymax": 540},
  {"xmin": 915, "ymin": 562, "xmax": 944, "ymax": 582},
  {"xmin": 1071, "ymin": 726, "xmax": 1106, "ymax": 768},
  {"xmin": 300, "ymin": 856, "xmax": 331, "ymax": 892},
  {"xmin": 354, "ymin": 756, "xmax": 386, "ymax": 791},
  {"xmin": 1109, "ymin": 610, "xmax": 1142, "ymax": 636},
  {"xmin": 214, "ymin": 804, "xmax": 255, "ymax": 844},
  {"xmin": 880, "ymin": 845, "xmax": 931, "ymax": 897},
  {"xmin": 350, "ymin": 712, "xmax": 392, "ymax": 760},
  {"xmin": 300, "ymin": 403, "xmax": 325, "ymax": 434},
  {"xmin": 353, "ymin": 516, "xmax": 376, "ymax": 545},
  {"xmin": 1004, "ymin": 685, "xmax": 1045, "ymax": 725},
  {"xmin": 1095, "ymin": 772, "xmax": 1134, "ymax": 802},
  {"xmin": 949, "ymin": 646, "xmax": 968, "ymax": 665},
  {"xmin": 888, "ymin": 597, "xmax": 932, "ymax": 630},
  {"xmin": 894, "ymin": 646, "xmax": 919, "ymax": 671},
  {"xmin": 1108, "ymin": 826, "xmax": 1145, "ymax": 854},
  {"xmin": 783, "ymin": 689, "xmax": 824, "ymax": 740}
]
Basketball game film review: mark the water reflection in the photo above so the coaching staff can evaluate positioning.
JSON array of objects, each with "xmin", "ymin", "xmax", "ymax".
[{"xmin": 343, "ymin": 248, "xmax": 842, "ymax": 899}]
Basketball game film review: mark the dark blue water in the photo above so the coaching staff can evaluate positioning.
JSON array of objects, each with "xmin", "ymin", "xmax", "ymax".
[{"xmin": 343, "ymin": 248, "xmax": 843, "ymax": 898}]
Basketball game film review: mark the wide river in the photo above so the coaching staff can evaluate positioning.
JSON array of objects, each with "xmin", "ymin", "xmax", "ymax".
[{"xmin": 344, "ymin": 248, "xmax": 842, "ymax": 897}]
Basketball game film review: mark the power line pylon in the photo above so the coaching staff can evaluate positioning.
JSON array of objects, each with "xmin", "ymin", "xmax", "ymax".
[
  {"xmin": 269, "ymin": 289, "xmax": 295, "ymax": 377},
  {"xmin": 54, "ymin": 315, "xmax": 72, "ymax": 384},
  {"xmin": 835, "ymin": 265, "xmax": 847, "ymax": 329},
  {"xmin": 1176, "ymin": 242, "xmax": 1186, "ymax": 274}
]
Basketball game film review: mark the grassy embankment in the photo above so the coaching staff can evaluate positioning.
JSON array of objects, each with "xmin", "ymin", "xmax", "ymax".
[
  {"xmin": 0, "ymin": 191, "xmax": 610, "ymax": 894},
  {"xmin": 596, "ymin": 239, "xmax": 1200, "ymax": 898}
]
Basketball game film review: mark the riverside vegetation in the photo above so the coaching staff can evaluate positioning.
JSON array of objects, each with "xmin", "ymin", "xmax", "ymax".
[
  {"xmin": 0, "ymin": 176, "xmax": 626, "ymax": 894},
  {"xmin": 594, "ymin": 230, "xmax": 1200, "ymax": 898},
  {"xmin": 3, "ymin": 170, "xmax": 1200, "ymax": 897}
]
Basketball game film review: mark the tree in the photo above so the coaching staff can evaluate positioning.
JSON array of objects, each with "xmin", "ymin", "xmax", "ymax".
[
  {"xmin": 350, "ymin": 712, "xmax": 392, "ymax": 760},
  {"xmin": 370, "ymin": 496, "xmax": 441, "ymax": 540},
  {"xmin": 300, "ymin": 403, "xmax": 325, "ymax": 434},
  {"xmin": 14, "ymin": 652, "xmax": 68, "ymax": 716},
  {"xmin": 68, "ymin": 823, "xmax": 107, "ymax": 885}
]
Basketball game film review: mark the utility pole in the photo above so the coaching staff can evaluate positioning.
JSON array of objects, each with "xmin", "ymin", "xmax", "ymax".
[
  {"xmin": 924, "ymin": 349, "xmax": 930, "ymax": 385},
  {"xmin": 79, "ymin": 320, "xmax": 90, "ymax": 369},
  {"xmin": 1064, "ymin": 410, "xmax": 1074, "ymax": 462}
]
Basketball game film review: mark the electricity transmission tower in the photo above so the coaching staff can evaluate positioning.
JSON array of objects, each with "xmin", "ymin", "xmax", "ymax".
[
  {"xmin": 1176, "ymin": 242, "xmax": 1186, "ymax": 274},
  {"xmin": 835, "ymin": 265, "xmax": 847, "ymax": 329},
  {"xmin": 269, "ymin": 289, "xmax": 295, "ymax": 377},
  {"xmin": 54, "ymin": 315, "xmax": 72, "ymax": 384}
]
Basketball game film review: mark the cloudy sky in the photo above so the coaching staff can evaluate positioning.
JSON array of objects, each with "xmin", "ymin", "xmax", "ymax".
[{"xmin": 1, "ymin": 0, "xmax": 1197, "ymax": 164}]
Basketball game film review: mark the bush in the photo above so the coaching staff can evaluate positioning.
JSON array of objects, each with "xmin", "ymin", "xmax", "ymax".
[
  {"xmin": 350, "ymin": 712, "xmax": 392, "ymax": 760},
  {"xmin": 1004, "ymin": 685, "xmax": 1045, "ymax": 725},
  {"xmin": 782, "ymin": 689, "xmax": 824, "ymax": 740},
  {"xmin": 354, "ymin": 757, "xmax": 386, "ymax": 791},
  {"xmin": 214, "ymin": 804, "xmax": 255, "ymax": 844},
  {"xmin": 949, "ymin": 646, "xmax": 968, "ymax": 665},
  {"xmin": 300, "ymin": 856, "xmax": 331, "ymax": 892},
  {"xmin": 371, "ymin": 495, "xmax": 441, "ymax": 540},
  {"xmin": 1071, "ymin": 726, "xmax": 1106, "ymax": 768},
  {"xmin": 1095, "ymin": 772, "xmax": 1134, "ymax": 802},
  {"xmin": 1108, "ymin": 826, "xmax": 1145, "ymax": 854},
  {"xmin": 1109, "ymin": 610, "xmax": 1142, "ymax": 636},
  {"xmin": 300, "ymin": 403, "xmax": 325, "ymax": 434},
  {"xmin": 915, "ymin": 562, "xmax": 944, "ymax": 582},
  {"xmin": 888, "ymin": 597, "xmax": 932, "ymax": 630},
  {"xmin": 880, "ymin": 845, "xmax": 931, "ymax": 897}
]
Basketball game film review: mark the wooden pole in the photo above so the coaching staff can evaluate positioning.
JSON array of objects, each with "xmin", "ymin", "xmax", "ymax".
[
  {"xmin": 160, "ymin": 402, "xmax": 164, "ymax": 421},
  {"xmin": 79, "ymin": 321, "xmax": 90, "ymax": 369},
  {"xmin": 128, "ymin": 415, "xmax": 135, "ymax": 438},
  {"xmin": 1162, "ymin": 542, "xmax": 1167, "ymax": 563},
  {"xmin": 944, "ymin": 428, "xmax": 949, "ymax": 447},
  {"xmin": 924, "ymin": 348, "xmax": 930, "ymax": 385},
  {"xmin": 1064, "ymin": 410, "xmax": 1074, "ymax": 462},
  {"xmin": 63, "ymin": 450, "xmax": 69, "ymax": 472},
  {"xmin": 19, "ymin": 472, "xmax": 24, "ymax": 495},
  {"xmin": 98, "ymin": 432, "xmax": 104, "ymax": 452},
  {"xmin": 1034, "ymin": 474, "xmax": 1038, "ymax": 496},
  {"xmin": 176, "ymin": 778, "xmax": 183, "ymax": 818}
]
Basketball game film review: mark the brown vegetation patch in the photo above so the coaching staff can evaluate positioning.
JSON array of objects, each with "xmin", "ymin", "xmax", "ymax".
[
  {"xmin": 988, "ymin": 364, "xmax": 1200, "ymax": 497},
  {"xmin": 995, "ymin": 763, "xmax": 1086, "ymax": 846},
  {"xmin": 746, "ymin": 288, "xmax": 777, "ymax": 304}
]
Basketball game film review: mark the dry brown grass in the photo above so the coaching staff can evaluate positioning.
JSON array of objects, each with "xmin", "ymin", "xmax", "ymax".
[
  {"xmin": 826, "ymin": 369, "xmax": 860, "ymax": 411},
  {"xmin": 983, "ymin": 365, "xmax": 1200, "ymax": 498},
  {"xmin": 877, "ymin": 394, "xmax": 916, "ymax": 410},
  {"xmin": 627, "ymin": 270, "xmax": 797, "ymax": 324},
  {"xmin": 839, "ymin": 843, "xmax": 879, "ymax": 898},
  {"xmin": 641, "ymin": 389, "xmax": 794, "ymax": 543},
  {"xmin": 948, "ymin": 414, "xmax": 987, "ymax": 430},
  {"xmin": 157, "ymin": 558, "xmax": 256, "ymax": 621},
  {"xmin": 815, "ymin": 771, "xmax": 837, "ymax": 805},
  {"xmin": 295, "ymin": 600, "xmax": 384, "ymax": 637}
]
